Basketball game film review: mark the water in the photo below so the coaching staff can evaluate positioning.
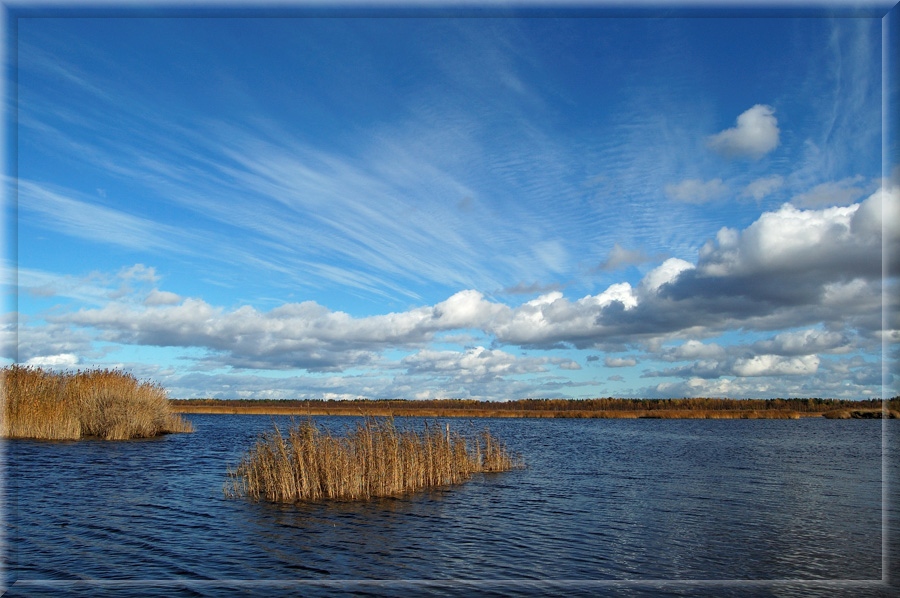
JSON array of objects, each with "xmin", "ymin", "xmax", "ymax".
[{"xmin": 4, "ymin": 415, "xmax": 898, "ymax": 596}]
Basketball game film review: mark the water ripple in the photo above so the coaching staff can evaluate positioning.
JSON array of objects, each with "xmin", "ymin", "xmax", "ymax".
[{"xmin": 5, "ymin": 416, "xmax": 896, "ymax": 597}]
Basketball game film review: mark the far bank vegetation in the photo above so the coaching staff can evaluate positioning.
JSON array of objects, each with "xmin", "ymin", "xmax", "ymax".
[
  {"xmin": 175, "ymin": 396, "xmax": 900, "ymax": 420},
  {"xmin": 226, "ymin": 417, "xmax": 523, "ymax": 503},
  {"xmin": 1, "ymin": 365, "xmax": 193, "ymax": 440}
]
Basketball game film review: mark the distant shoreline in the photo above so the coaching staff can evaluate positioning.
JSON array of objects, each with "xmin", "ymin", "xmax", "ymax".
[{"xmin": 172, "ymin": 397, "xmax": 900, "ymax": 420}]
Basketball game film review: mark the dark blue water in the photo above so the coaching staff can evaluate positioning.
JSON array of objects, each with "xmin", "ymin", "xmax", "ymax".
[{"xmin": 4, "ymin": 415, "xmax": 898, "ymax": 596}]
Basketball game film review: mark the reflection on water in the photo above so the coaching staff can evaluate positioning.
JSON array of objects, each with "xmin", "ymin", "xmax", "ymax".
[{"xmin": 4, "ymin": 415, "xmax": 898, "ymax": 596}]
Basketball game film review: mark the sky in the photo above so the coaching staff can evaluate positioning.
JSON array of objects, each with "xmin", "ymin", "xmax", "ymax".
[{"xmin": 3, "ymin": 4, "xmax": 899, "ymax": 402}]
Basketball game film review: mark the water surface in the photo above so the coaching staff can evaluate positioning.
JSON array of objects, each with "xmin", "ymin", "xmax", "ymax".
[{"xmin": 5, "ymin": 415, "xmax": 897, "ymax": 596}]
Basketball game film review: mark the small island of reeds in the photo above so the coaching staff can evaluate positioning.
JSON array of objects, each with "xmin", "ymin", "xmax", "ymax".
[
  {"xmin": 226, "ymin": 417, "xmax": 523, "ymax": 503},
  {"xmin": 1, "ymin": 365, "xmax": 193, "ymax": 440}
]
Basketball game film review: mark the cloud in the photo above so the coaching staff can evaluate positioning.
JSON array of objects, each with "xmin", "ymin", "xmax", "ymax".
[
  {"xmin": 14, "ymin": 319, "xmax": 95, "ymax": 365},
  {"xmin": 25, "ymin": 353, "xmax": 80, "ymax": 369},
  {"xmin": 604, "ymin": 356, "xmax": 637, "ymax": 368},
  {"xmin": 645, "ymin": 352, "xmax": 821, "ymax": 382},
  {"xmin": 707, "ymin": 104, "xmax": 780, "ymax": 159},
  {"xmin": 596, "ymin": 243, "xmax": 653, "ymax": 271},
  {"xmin": 750, "ymin": 329, "xmax": 850, "ymax": 356},
  {"xmin": 431, "ymin": 290, "xmax": 507, "ymax": 330},
  {"xmin": 732, "ymin": 354, "xmax": 820, "ymax": 377},
  {"xmin": 638, "ymin": 258, "xmax": 694, "ymax": 296},
  {"xmin": 741, "ymin": 175, "xmax": 784, "ymax": 201},
  {"xmin": 41, "ymin": 186, "xmax": 897, "ymax": 378},
  {"xmin": 144, "ymin": 290, "xmax": 182, "ymax": 306},
  {"xmin": 402, "ymin": 346, "xmax": 576, "ymax": 380},
  {"xmin": 694, "ymin": 187, "xmax": 895, "ymax": 281},
  {"xmin": 16, "ymin": 180, "xmax": 185, "ymax": 254},
  {"xmin": 790, "ymin": 176, "xmax": 868, "ymax": 208},
  {"xmin": 643, "ymin": 360, "xmax": 729, "ymax": 380},
  {"xmin": 501, "ymin": 281, "xmax": 563, "ymax": 295},
  {"xmin": 665, "ymin": 178, "xmax": 728, "ymax": 204},
  {"xmin": 531, "ymin": 241, "xmax": 569, "ymax": 274},
  {"xmin": 662, "ymin": 340, "xmax": 727, "ymax": 362}
]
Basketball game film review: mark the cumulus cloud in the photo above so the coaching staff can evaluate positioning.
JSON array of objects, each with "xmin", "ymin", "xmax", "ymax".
[
  {"xmin": 741, "ymin": 175, "xmax": 784, "ymax": 201},
  {"xmin": 61, "ymin": 296, "xmax": 438, "ymax": 371},
  {"xmin": 402, "ymin": 346, "xmax": 576, "ymax": 380},
  {"xmin": 15, "ymin": 319, "xmax": 95, "ymax": 365},
  {"xmin": 732, "ymin": 354, "xmax": 820, "ymax": 377},
  {"xmin": 144, "ymin": 289, "xmax": 182, "ymax": 306},
  {"xmin": 432, "ymin": 290, "xmax": 507, "ymax": 330},
  {"xmin": 751, "ymin": 329, "xmax": 850, "ymax": 356},
  {"xmin": 643, "ymin": 360, "xmax": 728, "ymax": 380},
  {"xmin": 491, "ymin": 284, "xmax": 638, "ymax": 347},
  {"xmin": 638, "ymin": 258, "xmax": 694, "ymax": 296},
  {"xmin": 25, "ymin": 353, "xmax": 80, "ymax": 368},
  {"xmin": 662, "ymin": 340, "xmax": 727, "ymax": 362},
  {"xmin": 664, "ymin": 178, "xmax": 728, "ymax": 204},
  {"xmin": 707, "ymin": 104, "xmax": 780, "ymax": 159},
  {"xmin": 692, "ymin": 186, "xmax": 897, "ymax": 285},
  {"xmin": 604, "ymin": 356, "xmax": 637, "ymax": 368}
]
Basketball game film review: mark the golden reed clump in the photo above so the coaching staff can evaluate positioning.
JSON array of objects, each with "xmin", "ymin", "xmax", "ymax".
[
  {"xmin": 226, "ymin": 417, "xmax": 523, "ymax": 503},
  {"xmin": 1, "ymin": 365, "xmax": 193, "ymax": 440}
]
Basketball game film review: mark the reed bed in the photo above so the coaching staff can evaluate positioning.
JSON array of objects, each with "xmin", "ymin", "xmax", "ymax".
[
  {"xmin": 226, "ymin": 417, "xmax": 523, "ymax": 503},
  {"xmin": 1, "ymin": 365, "xmax": 193, "ymax": 440}
]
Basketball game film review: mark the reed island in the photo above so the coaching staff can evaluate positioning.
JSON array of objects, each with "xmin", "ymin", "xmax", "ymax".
[
  {"xmin": 226, "ymin": 417, "xmax": 523, "ymax": 503},
  {"xmin": 1, "ymin": 365, "xmax": 193, "ymax": 440}
]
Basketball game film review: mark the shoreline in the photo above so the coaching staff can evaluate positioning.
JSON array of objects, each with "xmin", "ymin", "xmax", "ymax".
[
  {"xmin": 172, "ymin": 401, "xmax": 900, "ymax": 420},
  {"xmin": 173, "ymin": 405, "xmax": 893, "ymax": 419}
]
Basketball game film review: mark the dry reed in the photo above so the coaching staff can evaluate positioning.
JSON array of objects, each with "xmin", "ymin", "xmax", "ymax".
[
  {"xmin": 1, "ymin": 365, "xmax": 193, "ymax": 440},
  {"xmin": 226, "ymin": 417, "xmax": 523, "ymax": 503}
]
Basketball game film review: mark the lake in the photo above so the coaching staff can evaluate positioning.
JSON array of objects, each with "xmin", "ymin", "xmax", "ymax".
[{"xmin": 4, "ymin": 415, "xmax": 899, "ymax": 596}]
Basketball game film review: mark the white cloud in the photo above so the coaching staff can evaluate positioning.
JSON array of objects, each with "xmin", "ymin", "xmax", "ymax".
[
  {"xmin": 852, "ymin": 184, "xmax": 899, "ymax": 242},
  {"xmin": 665, "ymin": 178, "xmax": 728, "ymax": 204},
  {"xmin": 639, "ymin": 258, "xmax": 694, "ymax": 296},
  {"xmin": 707, "ymin": 104, "xmax": 780, "ymax": 159},
  {"xmin": 403, "ymin": 346, "xmax": 559, "ymax": 379},
  {"xmin": 24, "ymin": 353, "xmax": 79, "ymax": 369},
  {"xmin": 741, "ymin": 175, "xmax": 784, "ymax": 200},
  {"xmin": 604, "ymin": 356, "xmax": 637, "ymax": 368},
  {"xmin": 696, "ymin": 191, "xmax": 887, "ymax": 279},
  {"xmin": 664, "ymin": 340, "xmax": 727, "ymax": 362},
  {"xmin": 432, "ymin": 290, "xmax": 507, "ymax": 330},
  {"xmin": 732, "ymin": 354, "xmax": 820, "ymax": 377}
]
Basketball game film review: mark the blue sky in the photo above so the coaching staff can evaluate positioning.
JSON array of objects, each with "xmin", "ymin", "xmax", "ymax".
[{"xmin": 4, "ymin": 4, "xmax": 899, "ymax": 401}]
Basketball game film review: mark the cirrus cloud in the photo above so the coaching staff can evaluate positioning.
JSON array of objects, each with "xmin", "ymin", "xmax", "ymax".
[{"xmin": 664, "ymin": 178, "xmax": 728, "ymax": 204}]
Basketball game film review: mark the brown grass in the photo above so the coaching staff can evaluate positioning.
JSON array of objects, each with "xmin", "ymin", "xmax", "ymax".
[
  {"xmin": 1, "ymin": 365, "xmax": 193, "ymax": 440},
  {"xmin": 225, "ymin": 417, "xmax": 523, "ymax": 503},
  {"xmin": 822, "ymin": 408, "xmax": 900, "ymax": 419}
]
